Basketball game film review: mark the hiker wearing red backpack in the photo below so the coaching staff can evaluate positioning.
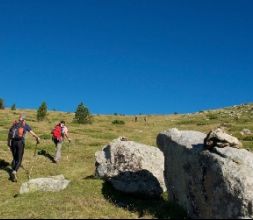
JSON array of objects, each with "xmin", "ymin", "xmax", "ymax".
[
  {"xmin": 51, "ymin": 121, "xmax": 71, "ymax": 163},
  {"xmin": 7, "ymin": 114, "xmax": 40, "ymax": 182}
]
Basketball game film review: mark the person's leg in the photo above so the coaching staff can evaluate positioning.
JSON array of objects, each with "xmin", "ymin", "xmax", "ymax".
[
  {"xmin": 12, "ymin": 140, "xmax": 25, "ymax": 172},
  {"xmin": 54, "ymin": 141, "xmax": 62, "ymax": 163},
  {"xmin": 10, "ymin": 142, "xmax": 16, "ymax": 170},
  {"xmin": 11, "ymin": 140, "xmax": 24, "ymax": 182}
]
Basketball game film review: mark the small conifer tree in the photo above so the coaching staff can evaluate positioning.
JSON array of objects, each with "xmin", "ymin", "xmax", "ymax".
[
  {"xmin": 0, "ymin": 98, "xmax": 4, "ymax": 110},
  {"xmin": 37, "ymin": 102, "xmax": 48, "ymax": 121},
  {"xmin": 74, "ymin": 102, "xmax": 91, "ymax": 124},
  {"xmin": 11, "ymin": 104, "xmax": 16, "ymax": 111}
]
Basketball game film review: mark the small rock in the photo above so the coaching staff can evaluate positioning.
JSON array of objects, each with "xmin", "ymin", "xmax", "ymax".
[
  {"xmin": 119, "ymin": 136, "xmax": 128, "ymax": 141},
  {"xmin": 204, "ymin": 128, "xmax": 242, "ymax": 149},
  {"xmin": 240, "ymin": 129, "xmax": 252, "ymax": 136},
  {"xmin": 20, "ymin": 175, "xmax": 70, "ymax": 194}
]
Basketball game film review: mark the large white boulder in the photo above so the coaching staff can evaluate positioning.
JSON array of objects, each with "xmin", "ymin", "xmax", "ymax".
[
  {"xmin": 95, "ymin": 137, "xmax": 166, "ymax": 198},
  {"xmin": 157, "ymin": 128, "xmax": 253, "ymax": 219}
]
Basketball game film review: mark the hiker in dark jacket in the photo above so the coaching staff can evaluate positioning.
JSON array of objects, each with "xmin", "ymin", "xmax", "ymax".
[{"xmin": 7, "ymin": 114, "xmax": 40, "ymax": 182}]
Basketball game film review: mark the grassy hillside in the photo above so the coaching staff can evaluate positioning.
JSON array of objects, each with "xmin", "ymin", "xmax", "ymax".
[{"xmin": 0, "ymin": 104, "xmax": 252, "ymax": 218}]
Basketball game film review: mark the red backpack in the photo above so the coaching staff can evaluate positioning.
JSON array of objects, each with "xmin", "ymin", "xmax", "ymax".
[{"xmin": 51, "ymin": 124, "xmax": 62, "ymax": 141}]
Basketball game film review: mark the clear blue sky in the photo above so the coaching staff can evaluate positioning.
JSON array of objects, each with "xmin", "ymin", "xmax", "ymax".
[{"xmin": 0, "ymin": 0, "xmax": 252, "ymax": 114}]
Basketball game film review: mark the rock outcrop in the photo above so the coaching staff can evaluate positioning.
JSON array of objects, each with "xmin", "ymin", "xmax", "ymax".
[
  {"xmin": 204, "ymin": 128, "xmax": 242, "ymax": 149},
  {"xmin": 157, "ymin": 128, "xmax": 253, "ymax": 219},
  {"xmin": 20, "ymin": 175, "xmax": 70, "ymax": 194},
  {"xmin": 95, "ymin": 137, "xmax": 166, "ymax": 198}
]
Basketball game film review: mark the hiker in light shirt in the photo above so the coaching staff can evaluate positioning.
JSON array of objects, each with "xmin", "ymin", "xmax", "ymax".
[{"xmin": 51, "ymin": 121, "xmax": 71, "ymax": 163}]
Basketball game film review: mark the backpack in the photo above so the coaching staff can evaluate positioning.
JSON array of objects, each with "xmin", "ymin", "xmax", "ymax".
[
  {"xmin": 9, "ymin": 121, "xmax": 26, "ymax": 141},
  {"xmin": 51, "ymin": 124, "xmax": 63, "ymax": 141}
]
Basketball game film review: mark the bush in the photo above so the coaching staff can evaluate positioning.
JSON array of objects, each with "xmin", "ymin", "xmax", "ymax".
[
  {"xmin": 0, "ymin": 98, "xmax": 5, "ymax": 109},
  {"xmin": 74, "ymin": 102, "xmax": 92, "ymax": 124},
  {"xmin": 112, "ymin": 120, "xmax": 125, "ymax": 125},
  {"xmin": 207, "ymin": 114, "xmax": 218, "ymax": 120},
  {"xmin": 37, "ymin": 102, "xmax": 48, "ymax": 121}
]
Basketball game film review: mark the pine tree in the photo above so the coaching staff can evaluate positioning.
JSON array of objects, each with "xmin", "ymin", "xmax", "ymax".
[
  {"xmin": 0, "ymin": 98, "xmax": 4, "ymax": 110},
  {"xmin": 74, "ymin": 102, "xmax": 92, "ymax": 124},
  {"xmin": 37, "ymin": 102, "xmax": 48, "ymax": 121},
  {"xmin": 11, "ymin": 104, "xmax": 16, "ymax": 111}
]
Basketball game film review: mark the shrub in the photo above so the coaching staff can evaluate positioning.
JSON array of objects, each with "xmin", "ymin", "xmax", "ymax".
[
  {"xmin": 74, "ymin": 102, "xmax": 92, "ymax": 124},
  {"xmin": 207, "ymin": 114, "xmax": 218, "ymax": 120},
  {"xmin": 112, "ymin": 120, "xmax": 125, "ymax": 125},
  {"xmin": 37, "ymin": 102, "xmax": 48, "ymax": 121}
]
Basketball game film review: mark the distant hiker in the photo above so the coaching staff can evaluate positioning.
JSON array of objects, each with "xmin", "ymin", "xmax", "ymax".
[
  {"xmin": 135, "ymin": 116, "xmax": 138, "ymax": 122},
  {"xmin": 144, "ymin": 116, "xmax": 148, "ymax": 125},
  {"xmin": 51, "ymin": 121, "xmax": 71, "ymax": 163},
  {"xmin": 144, "ymin": 116, "xmax": 147, "ymax": 123},
  {"xmin": 7, "ymin": 114, "xmax": 40, "ymax": 182}
]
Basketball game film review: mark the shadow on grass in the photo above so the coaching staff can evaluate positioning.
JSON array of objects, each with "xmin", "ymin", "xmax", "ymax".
[
  {"xmin": 37, "ymin": 150, "xmax": 55, "ymax": 163},
  {"xmin": 0, "ymin": 159, "xmax": 11, "ymax": 172},
  {"xmin": 0, "ymin": 159, "xmax": 13, "ymax": 180},
  {"xmin": 102, "ymin": 182, "xmax": 187, "ymax": 219},
  {"xmin": 83, "ymin": 175, "xmax": 98, "ymax": 180}
]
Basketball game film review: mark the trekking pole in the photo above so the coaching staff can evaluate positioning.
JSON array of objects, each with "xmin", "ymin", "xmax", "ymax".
[
  {"xmin": 67, "ymin": 139, "xmax": 71, "ymax": 161},
  {"xmin": 21, "ymin": 165, "xmax": 30, "ymax": 180},
  {"xmin": 33, "ymin": 138, "xmax": 40, "ymax": 156},
  {"xmin": 29, "ymin": 139, "xmax": 40, "ymax": 180}
]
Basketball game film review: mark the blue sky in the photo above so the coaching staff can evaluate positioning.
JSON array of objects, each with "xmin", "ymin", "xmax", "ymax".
[{"xmin": 0, "ymin": 0, "xmax": 252, "ymax": 114}]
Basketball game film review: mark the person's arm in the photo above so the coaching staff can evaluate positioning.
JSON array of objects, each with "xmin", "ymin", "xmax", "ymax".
[
  {"xmin": 29, "ymin": 130, "xmax": 41, "ymax": 143},
  {"xmin": 7, "ymin": 135, "xmax": 11, "ymax": 148},
  {"xmin": 64, "ymin": 132, "xmax": 71, "ymax": 142},
  {"xmin": 25, "ymin": 124, "xmax": 40, "ymax": 143},
  {"xmin": 63, "ymin": 127, "xmax": 71, "ymax": 142}
]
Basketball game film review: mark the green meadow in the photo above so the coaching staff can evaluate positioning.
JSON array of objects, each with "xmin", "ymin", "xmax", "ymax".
[{"xmin": 0, "ymin": 104, "xmax": 252, "ymax": 218}]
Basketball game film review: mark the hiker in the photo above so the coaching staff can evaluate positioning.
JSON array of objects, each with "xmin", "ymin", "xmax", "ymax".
[
  {"xmin": 7, "ymin": 115, "xmax": 40, "ymax": 182},
  {"xmin": 135, "ymin": 116, "xmax": 138, "ymax": 122},
  {"xmin": 51, "ymin": 121, "xmax": 71, "ymax": 163},
  {"xmin": 144, "ymin": 116, "xmax": 147, "ymax": 123}
]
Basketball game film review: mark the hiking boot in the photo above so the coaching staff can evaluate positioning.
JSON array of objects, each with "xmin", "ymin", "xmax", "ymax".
[{"xmin": 11, "ymin": 171, "xmax": 18, "ymax": 182}]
